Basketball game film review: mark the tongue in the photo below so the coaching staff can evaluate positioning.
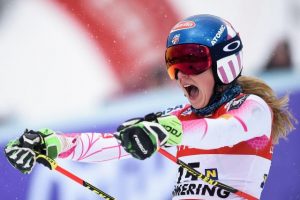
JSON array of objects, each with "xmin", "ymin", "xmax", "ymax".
[{"xmin": 189, "ymin": 85, "xmax": 199, "ymax": 99}]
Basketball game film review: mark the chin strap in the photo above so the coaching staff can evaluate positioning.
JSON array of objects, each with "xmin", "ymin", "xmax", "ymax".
[{"xmin": 191, "ymin": 83, "xmax": 242, "ymax": 116}]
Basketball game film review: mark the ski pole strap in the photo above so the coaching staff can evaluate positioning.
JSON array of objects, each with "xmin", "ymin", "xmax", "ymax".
[
  {"xmin": 35, "ymin": 153, "xmax": 115, "ymax": 200},
  {"xmin": 36, "ymin": 153, "xmax": 58, "ymax": 170},
  {"xmin": 158, "ymin": 148, "xmax": 258, "ymax": 200}
]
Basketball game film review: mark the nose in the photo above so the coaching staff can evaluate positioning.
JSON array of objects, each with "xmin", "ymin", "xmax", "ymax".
[{"xmin": 177, "ymin": 71, "xmax": 189, "ymax": 80}]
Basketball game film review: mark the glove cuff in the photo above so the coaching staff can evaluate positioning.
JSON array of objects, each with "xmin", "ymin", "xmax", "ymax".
[
  {"xmin": 39, "ymin": 128, "xmax": 62, "ymax": 159},
  {"xmin": 157, "ymin": 115, "xmax": 183, "ymax": 146}
]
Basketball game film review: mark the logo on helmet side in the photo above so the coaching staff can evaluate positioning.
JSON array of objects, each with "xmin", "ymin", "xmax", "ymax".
[
  {"xmin": 211, "ymin": 24, "xmax": 226, "ymax": 46},
  {"xmin": 223, "ymin": 40, "xmax": 241, "ymax": 52},
  {"xmin": 171, "ymin": 21, "xmax": 196, "ymax": 32},
  {"xmin": 172, "ymin": 34, "xmax": 180, "ymax": 44}
]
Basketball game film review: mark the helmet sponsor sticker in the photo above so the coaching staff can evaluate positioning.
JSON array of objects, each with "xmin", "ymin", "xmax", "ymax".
[
  {"xmin": 211, "ymin": 24, "xmax": 226, "ymax": 46},
  {"xmin": 223, "ymin": 40, "xmax": 241, "ymax": 52},
  {"xmin": 172, "ymin": 34, "xmax": 180, "ymax": 44},
  {"xmin": 171, "ymin": 20, "xmax": 196, "ymax": 32}
]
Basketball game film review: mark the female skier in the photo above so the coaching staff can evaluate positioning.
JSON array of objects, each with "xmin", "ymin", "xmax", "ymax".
[{"xmin": 4, "ymin": 14, "xmax": 296, "ymax": 199}]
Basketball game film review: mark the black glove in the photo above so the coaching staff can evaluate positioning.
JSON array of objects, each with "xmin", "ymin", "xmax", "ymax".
[
  {"xmin": 4, "ymin": 129, "xmax": 61, "ymax": 174},
  {"xmin": 116, "ymin": 113, "xmax": 182, "ymax": 160}
]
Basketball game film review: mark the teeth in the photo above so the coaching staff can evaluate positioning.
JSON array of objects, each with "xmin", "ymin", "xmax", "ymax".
[{"xmin": 183, "ymin": 84, "xmax": 191, "ymax": 88}]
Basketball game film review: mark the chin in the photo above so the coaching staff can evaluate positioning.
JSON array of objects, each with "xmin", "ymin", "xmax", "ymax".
[
  {"xmin": 190, "ymin": 99, "xmax": 208, "ymax": 109},
  {"xmin": 192, "ymin": 105, "xmax": 203, "ymax": 109},
  {"xmin": 190, "ymin": 102, "xmax": 203, "ymax": 109}
]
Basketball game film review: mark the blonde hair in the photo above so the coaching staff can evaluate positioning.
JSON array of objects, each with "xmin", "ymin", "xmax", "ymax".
[{"xmin": 237, "ymin": 76, "xmax": 297, "ymax": 144}]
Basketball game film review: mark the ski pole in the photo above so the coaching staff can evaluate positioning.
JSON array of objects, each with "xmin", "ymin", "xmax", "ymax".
[
  {"xmin": 35, "ymin": 153, "xmax": 115, "ymax": 200},
  {"xmin": 158, "ymin": 148, "xmax": 258, "ymax": 200}
]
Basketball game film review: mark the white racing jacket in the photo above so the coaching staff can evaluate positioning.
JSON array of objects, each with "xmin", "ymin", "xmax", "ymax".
[{"xmin": 57, "ymin": 94, "xmax": 273, "ymax": 200}]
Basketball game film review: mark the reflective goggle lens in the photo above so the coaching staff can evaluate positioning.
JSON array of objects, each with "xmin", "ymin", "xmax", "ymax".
[{"xmin": 165, "ymin": 44, "xmax": 212, "ymax": 79}]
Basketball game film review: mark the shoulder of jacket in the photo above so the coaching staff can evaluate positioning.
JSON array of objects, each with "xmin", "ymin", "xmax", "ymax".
[
  {"xmin": 224, "ymin": 93, "xmax": 269, "ymax": 112},
  {"xmin": 161, "ymin": 104, "xmax": 188, "ymax": 116}
]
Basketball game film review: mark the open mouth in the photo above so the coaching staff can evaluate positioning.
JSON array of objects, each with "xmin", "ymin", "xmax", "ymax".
[{"xmin": 184, "ymin": 84, "xmax": 199, "ymax": 99}]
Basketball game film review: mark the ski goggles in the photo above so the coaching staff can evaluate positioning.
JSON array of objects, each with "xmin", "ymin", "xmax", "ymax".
[{"xmin": 165, "ymin": 44, "xmax": 212, "ymax": 80}]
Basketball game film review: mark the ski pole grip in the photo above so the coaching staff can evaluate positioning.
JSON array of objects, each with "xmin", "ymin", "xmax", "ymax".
[{"xmin": 35, "ymin": 152, "xmax": 58, "ymax": 170}]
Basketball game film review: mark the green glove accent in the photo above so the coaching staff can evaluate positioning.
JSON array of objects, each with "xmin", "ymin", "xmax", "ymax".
[
  {"xmin": 157, "ymin": 115, "xmax": 183, "ymax": 146},
  {"xmin": 4, "ymin": 129, "xmax": 62, "ymax": 174},
  {"xmin": 6, "ymin": 139, "xmax": 20, "ymax": 149},
  {"xmin": 38, "ymin": 128, "xmax": 62, "ymax": 159}
]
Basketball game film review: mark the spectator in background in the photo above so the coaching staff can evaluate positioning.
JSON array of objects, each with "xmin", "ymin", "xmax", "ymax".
[{"xmin": 264, "ymin": 38, "xmax": 293, "ymax": 71}]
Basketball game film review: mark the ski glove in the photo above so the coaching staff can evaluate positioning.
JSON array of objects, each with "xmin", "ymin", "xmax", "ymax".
[
  {"xmin": 117, "ymin": 113, "xmax": 183, "ymax": 160},
  {"xmin": 4, "ymin": 129, "xmax": 61, "ymax": 174}
]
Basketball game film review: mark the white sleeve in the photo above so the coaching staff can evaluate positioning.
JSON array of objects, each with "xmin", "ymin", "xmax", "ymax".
[
  {"xmin": 180, "ymin": 95, "xmax": 273, "ymax": 149},
  {"xmin": 57, "ymin": 132, "xmax": 131, "ymax": 162}
]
